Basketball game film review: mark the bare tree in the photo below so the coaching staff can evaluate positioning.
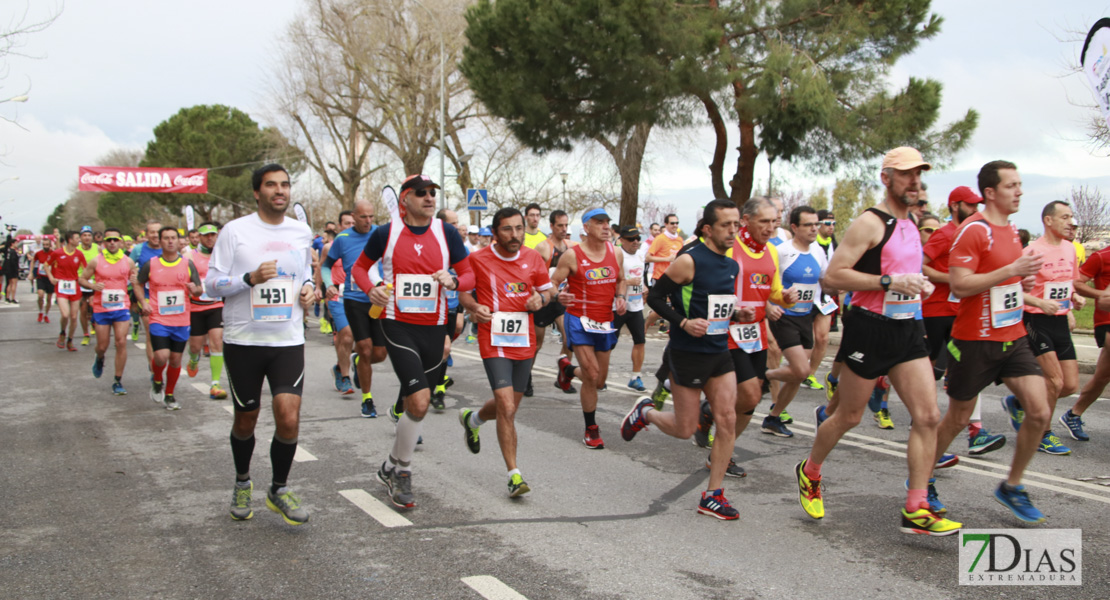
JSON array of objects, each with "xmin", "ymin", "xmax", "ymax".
[
  {"xmin": 1069, "ymin": 185, "xmax": 1110, "ymax": 244},
  {"xmin": 638, "ymin": 198, "xmax": 677, "ymax": 230},
  {"xmin": 0, "ymin": 1, "xmax": 61, "ymax": 127}
]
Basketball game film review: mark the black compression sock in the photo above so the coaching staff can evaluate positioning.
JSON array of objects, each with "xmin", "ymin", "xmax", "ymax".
[
  {"xmin": 584, "ymin": 410, "xmax": 597, "ymax": 428},
  {"xmin": 230, "ymin": 432, "xmax": 255, "ymax": 480}
]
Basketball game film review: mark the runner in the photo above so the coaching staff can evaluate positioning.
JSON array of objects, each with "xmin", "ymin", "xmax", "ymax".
[
  {"xmin": 33, "ymin": 237, "xmax": 55, "ymax": 323},
  {"xmin": 621, "ymin": 199, "xmax": 744, "ymax": 520},
  {"xmin": 325, "ymin": 200, "xmax": 388, "ymax": 417},
  {"xmin": 644, "ymin": 213, "xmax": 683, "ymax": 332},
  {"xmin": 552, "ymin": 207, "xmax": 627, "ymax": 449},
  {"xmin": 430, "ymin": 208, "xmax": 466, "ymax": 411},
  {"xmin": 74, "ymin": 227, "xmax": 101, "ymax": 345},
  {"xmin": 205, "ymin": 163, "xmax": 316, "ymax": 525},
  {"xmin": 531, "ymin": 209, "xmax": 576, "ymax": 396},
  {"xmin": 130, "ymin": 220, "xmax": 164, "ymax": 366},
  {"xmin": 78, "ymin": 227, "xmax": 134, "ymax": 395},
  {"xmin": 804, "ymin": 209, "xmax": 838, "ymax": 390},
  {"xmin": 44, "ymin": 231, "xmax": 86, "ymax": 352},
  {"xmin": 768, "ymin": 197, "xmax": 792, "ymax": 246},
  {"xmin": 614, "ymin": 225, "xmax": 648, "ymax": 391},
  {"xmin": 351, "ymin": 174, "xmax": 475, "ymax": 509},
  {"xmin": 1061, "ymin": 237, "xmax": 1110, "ymax": 442},
  {"xmin": 186, "ymin": 228, "xmax": 200, "ymax": 252},
  {"xmin": 934, "ymin": 159, "xmax": 1051, "ymax": 523},
  {"xmin": 183, "ymin": 222, "xmax": 229, "ymax": 400},
  {"xmin": 523, "ymin": 203, "xmax": 547, "ymax": 249},
  {"xmin": 317, "ymin": 211, "xmax": 355, "ymax": 394},
  {"xmin": 998, "ymin": 200, "xmax": 1080, "ymax": 456},
  {"xmin": 456, "ymin": 207, "xmax": 552, "ymax": 497},
  {"xmin": 762, "ymin": 205, "xmax": 827, "ymax": 437},
  {"xmin": 2, "ymin": 235, "xmax": 20, "ymax": 304},
  {"xmin": 136, "ymin": 227, "xmax": 202, "ymax": 411},
  {"xmin": 795, "ymin": 147, "xmax": 960, "ymax": 536}
]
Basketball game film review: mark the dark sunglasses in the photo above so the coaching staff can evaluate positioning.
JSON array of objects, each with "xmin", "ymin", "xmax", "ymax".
[
  {"xmin": 666, "ymin": 221, "xmax": 678, "ymax": 225},
  {"xmin": 919, "ymin": 227, "xmax": 937, "ymax": 234},
  {"xmin": 821, "ymin": 220, "xmax": 835, "ymax": 226},
  {"xmin": 414, "ymin": 189, "xmax": 436, "ymax": 198},
  {"xmin": 103, "ymin": 237, "xmax": 122, "ymax": 242},
  {"xmin": 623, "ymin": 236, "xmax": 641, "ymax": 242}
]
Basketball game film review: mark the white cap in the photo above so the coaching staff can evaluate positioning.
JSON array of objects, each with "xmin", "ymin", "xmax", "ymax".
[{"xmin": 467, "ymin": 225, "xmax": 479, "ymax": 234}]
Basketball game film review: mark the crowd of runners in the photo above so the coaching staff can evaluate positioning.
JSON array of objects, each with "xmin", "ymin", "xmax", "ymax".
[{"xmin": 13, "ymin": 150, "xmax": 1110, "ymax": 534}]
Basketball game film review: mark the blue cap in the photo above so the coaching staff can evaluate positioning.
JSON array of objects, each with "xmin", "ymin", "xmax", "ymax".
[
  {"xmin": 581, "ymin": 208, "xmax": 610, "ymax": 224},
  {"xmin": 479, "ymin": 227, "xmax": 492, "ymax": 236},
  {"xmin": 80, "ymin": 225, "xmax": 93, "ymax": 233}
]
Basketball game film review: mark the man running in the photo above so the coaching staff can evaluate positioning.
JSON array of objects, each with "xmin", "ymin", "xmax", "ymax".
[
  {"xmin": 762, "ymin": 205, "xmax": 826, "ymax": 437},
  {"xmin": 621, "ymin": 199, "xmax": 744, "ymax": 520},
  {"xmin": 552, "ymin": 208, "xmax": 626, "ymax": 449},
  {"xmin": 184, "ymin": 222, "xmax": 229, "ymax": 400},
  {"xmin": 79, "ymin": 228, "xmax": 134, "ymax": 395},
  {"xmin": 934, "ymin": 160, "xmax": 1051, "ymax": 523},
  {"xmin": 318, "ymin": 211, "xmax": 355, "ymax": 394},
  {"xmin": 76, "ymin": 226, "xmax": 101, "ymax": 346},
  {"xmin": 325, "ymin": 199, "xmax": 387, "ymax": 418},
  {"xmin": 999, "ymin": 200, "xmax": 1080, "ymax": 456},
  {"xmin": 352, "ymin": 174, "xmax": 474, "ymax": 509},
  {"xmin": 805, "ymin": 209, "xmax": 838, "ymax": 388},
  {"xmin": 531, "ymin": 209, "xmax": 576, "ymax": 396},
  {"xmin": 614, "ymin": 225, "xmax": 648, "ymax": 391},
  {"xmin": 523, "ymin": 203, "xmax": 547, "ymax": 249},
  {"xmin": 457, "ymin": 207, "xmax": 552, "ymax": 497},
  {"xmin": 205, "ymin": 163, "xmax": 316, "ymax": 525},
  {"xmin": 136, "ymin": 227, "xmax": 202, "ymax": 411},
  {"xmin": 1060, "ymin": 238, "xmax": 1110, "ymax": 442},
  {"xmin": 45, "ymin": 231, "xmax": 86, "ymax": 351},
  {"xmin": 644, "ymin": 213, "xmax": 683, "ymax": 331},
  {"xmin": 33, "ymin": 237, "xmax": 55, "ymax": 323},
  {"xmin": 796, "ymin": 147, "xmax": 960, "ymax": 536},
  {"xmin": 130, "ymin": 220, "xmax": 164, "ymax": 366}
]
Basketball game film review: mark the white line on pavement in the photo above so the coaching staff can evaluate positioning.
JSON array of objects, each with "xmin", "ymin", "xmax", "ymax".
[
  {"xmin": 222, "ymin": 405, "xmax": 234, "ymax": 415},
  {"xmin": 294, "ymin": 447, "xmax": 317, "ymax": 462},
  {"xmin": 461, "ymin": 576, "xmax": 529, "ymax": 600},
  {"xmin": 134, "ymin": 342, "xmax": 146, "ymax": 350},
  {"xmin": 338, "ymin": 489, "xmax": 412, "ymax": 528},
  {"xmin": 191, "ymin": 382, "xmax": 210, "ymax": 395}
]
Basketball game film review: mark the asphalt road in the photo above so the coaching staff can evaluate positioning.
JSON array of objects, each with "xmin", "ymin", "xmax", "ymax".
[{"xmin": 1, "ymin": 287, "xmax": 1107, "ymax": 599}]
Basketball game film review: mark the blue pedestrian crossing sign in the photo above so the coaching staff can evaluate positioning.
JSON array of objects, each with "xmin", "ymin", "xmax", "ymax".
[{"xmin": 466, "ymin": 188, "xmax": 488, "ymax": 211}]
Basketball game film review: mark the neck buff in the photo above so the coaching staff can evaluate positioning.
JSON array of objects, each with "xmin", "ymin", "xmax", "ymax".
[
  {"xmin": 102, "ymin": 249, "xmax": 125, "ymax": 264},
  {"xmin": 662, "ymin": 229, "xmax": 679, "ymax": 240},
  {"xmin": 738, "ymin": 226, "xmax": 765, "ymax": 254}
]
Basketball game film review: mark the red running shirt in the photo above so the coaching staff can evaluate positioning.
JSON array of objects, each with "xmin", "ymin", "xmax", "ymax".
[
  {"xmin": 949, "ymin": 214, "xmax": 1026, "ymax": 342},
  {"xmin": 470, "ymin": 245, "xmax": 553, "ymax": 360},
  {"xmin": 565, "ymin": 243, "xmax": 619, "ymax": 323},
  {"xmin": 1080, "ymin": 246, "xmax": 1110, "ymax": 327},
  {"xmin": 922, "ymin": 220, "xmax": 958, "ymax": 318}
]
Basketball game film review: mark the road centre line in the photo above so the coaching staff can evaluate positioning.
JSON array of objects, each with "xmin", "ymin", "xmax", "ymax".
[
  {"xmin": 338, "ymin": 489, "xmax": 412, "ymax": 528},
  {"xmin": 461, "ymin": 575, "xmax": 529, "ymax": 600}
]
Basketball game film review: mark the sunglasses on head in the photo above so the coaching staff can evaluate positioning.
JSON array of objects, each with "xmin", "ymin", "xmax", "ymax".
[
  {"xmin": 414, "ymin": 188, "xmax": 436, "ymax": 198},
  {"xmin": 919, "ymin": 227, "xmax": 937, "ymax": 234}
]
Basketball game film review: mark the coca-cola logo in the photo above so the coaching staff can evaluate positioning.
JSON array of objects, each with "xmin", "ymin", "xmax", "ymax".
[
  {"xmin": 173, "ymin": 174, "xmax": 205, "ymax": 186},
  {"xmin": 80, "ymin": 172, "xmax": 114, "ymax": 184}
]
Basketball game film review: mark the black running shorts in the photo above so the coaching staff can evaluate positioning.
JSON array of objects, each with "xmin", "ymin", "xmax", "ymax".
[
  {"xmin": 224, "ymin": 343, "xmax": 305, "ymax": 412},
  {"xmin": 667, "ymin": 347, "xmax": 734, "ymax": 389},
  {"xmin": 1023, "ymin": 312, "xmax": 1076, "ymax": 361},
  {"xmin": 189, "ymin": 306, "xmax": 223, "ymax": 336},
  {"xmin": 922, "ymin": 315, "xmax": 955, "ymax": 363},
  {"xmin": 839, "ymin": 308, "xmax": 928, "ymax": 380},
  {"xmin": 946, "ymin": 337, "xmax": 1043, "ymax": 401},
  {"xmin": 483, "ymin": 357, "xmax": 533, "ymax": 393},
  {"xmin": 1097, "ymin": 324, "xmax": 1110, "ymax": 349},
  {"xmin": 381, "ymin": 319, "xmax": 445, "ymax": 397},
  {"xmin": 613, "ymin": 309, "xmax": 646, "ymax": 345},
  {"xmin": 36, "ymin": 276, "xmax": 54, "ymax": 294},
  {"xmin": 769, "ymin": 312, "xmax": 814, "ymax": 351},
  {"xmin": 344, "ymin": 298, "xmax": 384, "ymax": 345},
  {"xmin": 532, "ymin": 299, "xmax": 565, "ymax": 328},
  {"xmin": 731, "ymin": 348, "xmax": 768, "ymax": 384}
]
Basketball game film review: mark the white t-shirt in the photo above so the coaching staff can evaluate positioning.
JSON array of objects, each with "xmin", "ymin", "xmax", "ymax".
[
  {"xmin": 621, "ymin": 248, "xmax": 647, "ymax": 312},
  {"xmin": 206, "ymin": 213, "xmax": 314, "ymax": 347}
]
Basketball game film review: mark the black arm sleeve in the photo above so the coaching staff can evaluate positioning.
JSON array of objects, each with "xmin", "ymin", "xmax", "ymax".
[
  {"xmin": 647, "ymin": 274, "xmax": 686, "ymax": 327},
  {"xmin": 137, "ymin": 261, "xmax": 151, "ymax": 287}
]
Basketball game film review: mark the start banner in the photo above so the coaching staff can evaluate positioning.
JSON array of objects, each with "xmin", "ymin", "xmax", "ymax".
[{"xmin": 78, "ymin": 166, "xmax": 208, "ymax": 194}]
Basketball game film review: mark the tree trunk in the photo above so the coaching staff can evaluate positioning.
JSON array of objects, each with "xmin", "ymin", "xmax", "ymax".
[
  {"xmin": 594, "ymin": 122, "xmax": 652, "ymax": 228},
  {"xmin": 699, "ymin": 93, "xmax": 729, "ymax": 200},
  {"xmin": 731, "ymin": 116, "xmax": 757, "ymax": 204}
]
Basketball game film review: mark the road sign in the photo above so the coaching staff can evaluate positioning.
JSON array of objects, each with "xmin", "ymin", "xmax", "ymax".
[{"xmin": 466, "ymin": 188, "xmax": 488, "ymax": 211}]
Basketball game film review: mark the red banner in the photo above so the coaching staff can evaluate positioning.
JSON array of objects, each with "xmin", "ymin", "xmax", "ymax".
[{"xmin": 78, "ymin": 166, "xmax": 208, "ymax": 194}]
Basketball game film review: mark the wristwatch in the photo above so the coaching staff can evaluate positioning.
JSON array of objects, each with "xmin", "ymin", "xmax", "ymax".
[
  {"xmin": 879, "ymin": 274, "xmax": 892, "ymax": 292},
  {"xmin": 243, "ymin": 272, "xmax": 254, "ymax": 287}
]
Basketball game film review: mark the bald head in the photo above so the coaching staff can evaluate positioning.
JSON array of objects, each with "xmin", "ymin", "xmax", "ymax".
[{"xmin": 352, "ymin": 199, "xmax": 374, "ymax": 234}]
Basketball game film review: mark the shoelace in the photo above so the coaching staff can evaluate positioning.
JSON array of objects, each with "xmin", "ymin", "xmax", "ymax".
[
  {"xmin": 1006, "ymin": 488, "xmax": 1032, "ymax": 507},
  {"xmin": 279, "ymin": 491, "xmax": 301, "ymax": 509}
]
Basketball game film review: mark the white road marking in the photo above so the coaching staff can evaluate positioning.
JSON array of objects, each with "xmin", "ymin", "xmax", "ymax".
[
  {"xmin": 134, "ymin": 342, "xmax": 146, "ymax": 350},
  {"xmin": 191, "ymin": 382, "xmax": 210, "ymax": 395},
  {"xmin": 338, "ymin": 489, "xmax": 412, "ymax": 528},
  {"xmin": 461, "ymin": 576, "xmax": 529, "ymax": 600},
  {"xmin": 222, "ymin": 405, "xmax": 234, "ymax": 415},
  {"xmin": 294, "ymin": 447, "xmax": 317, "ymax": 462}
]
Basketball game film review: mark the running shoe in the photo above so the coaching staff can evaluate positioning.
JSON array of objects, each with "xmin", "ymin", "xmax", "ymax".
[
  {"xmin": 651, "ymin": 381, "xmax": 670, "ymax": 410},
  {"xmin": 1038, "ymin": 431, "xmax": 1071, "ymax": 455},
  {"xmin": 1002, "ymin": 394, "xmax": 1024, "ymax": 432},
  {"xmin": 186, "ymin": 358, "xmax": 199, "ymax": 378},
  {"xmin": 112, "ymin": 382, "xmax": 127, "ymax": 396},
  {"xmin": 81, "ymin": 335, "xmax": 90, "ymax": 346},
  {"xmin": 466, "ymin": 334, "xmax": 477, "ymax": 344},
  {"xmin": 693, "ymin": 399, "xmax": 713, "ymax": 448},
  {"xmin": 430, "ymin": 387, "xmax": 446, "ymax": 411},
  {"xmin": 994, "ymin": 483, "xmax": 1046, "ymax": 523},
  {"xmin": 209, "ymin": 384, "xmax": 228, "ymax": 400},
  {"xmin": 900, "ymin": 505, "xmax": 961, "ymax": 536},
  {"xmin": 801, "ymin": 375, "xmax": 824, "ymax": 390},
  {"xmin": 66, "ymin": 338, "xmax": 76, "ymax": 352},
  {"xmin": 319, "ymin": 318, "xmax": 332, "ymax": 334},
  {"xmin": 620, "ymin": 396, "xmax": 653, "ymax": 441},
  {"xmin": 339, "ymin": 376, "xmax": 354, "ymax": 395},
  {"xmin": 43, "ymin": 315, "xmax": 50, "ymax": 324},
  {"xmin": 89, "ymin": 329, "xmax": 95, "ymax": 337},
  {"xmin": 37, "ymin": 313, "xmax": 42, "ymax": 323},
  {"xmin": 814, "ymin": 405, "xmax": 828, "ymax": 428},
  {"xmin": 350, "ymin": 353, "xmax": 360, "ymax": 389},
  {"xmin": 761, "ymin": 415, "xmax": 793, "ymax": 438},
  {"xmin": 130, "ymin": 324, "xmax": 138, "ymax": 341},
  {"xmin": 583, "ymin": 424, "xmax": 605, "ymax": 449},
  {"xmin": 361, "ymin": 398, "xmax": 377, "ymax": 418},
  {"xmin": 164, "ymin": 394, "xmax": 180, "ymax": 411},
  {"xmin": 824, "ymin": 374, "xmax": 838, "ymax": 403},
  {"xmin": 459, "ymin": 408, "xmax": 481, "ymax": 454},
  {"xmin": 447, "ymin": 354, "xmax": 453, "ymax": 367},
  {"xmin": 705, "ymin": 456, "xmax": 746, "ymax": 478},
  {"xmin": 905, "ymin": 477, "xmax": 946, "ymax": 514},
  {"xmin": 556, "ymin": 356, "xmax": 574, "ymax": 392},
  {"xmin": 331, "ymin": 364, "xmax": 343, "ymax": 391},
  {"xmin": 874, "ymin": 408, "xmax": 894, "ymax": 430},
  {"xmin": 1059, "ymin": 409, "xmax": 1089, "ymax": 442},
  {"xmin": 508, "ymin": 473, "xmax": 530, "ymax": 498},
  {"xmin": 627, "ymin": 376, "xmax": 646, "ymax": 392},
  {"xmin": 56, "ymin": 334, "xmax": 65, "ymax": 349},
  {"xmin": 697, "ymin": 488, "xmax": 739, "ymax": 520},
  {"xmin": 387, "ymin": 469, "xmax": 415, "ymax": 509},
  {"xmin": 795, "ymin": 460, "xmax": 824, "ymax": 519},
  {"xmin": 444, "ymin": 375, "xmax": 454, "ymax": 388},
  {"xmin": 769, "ymin": 403, "xmax": 793, "ymax": 424},
  {"xmin": 266, "ymin": 487, "xmax": 309, "ymax": 525},
  {"xmin": 92, "ymin": 355, "xmax": 104, "ymax": 379},
  {"xmin": 968, "ymin": 428, "xmax": 1006, "ymax": 455},
  {"xmin": 524, "ymin": 375, "xmax": 533, "ymax": 398},
  {"xmin": 936, "ymin": 453, "xmax": 958, "ymax": 469},
  {"xmin": 150, "ymin": 380, "xmax": 164, "ymax": 404},
  {"xmin": 389, "ymin": 399, "xmax": 403, "ymax": 424},
  {"xmin": 229, "ymin": 480, "xmax": 253, "ymax": 521}
]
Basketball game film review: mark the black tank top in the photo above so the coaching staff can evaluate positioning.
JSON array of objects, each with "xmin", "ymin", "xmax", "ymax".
[
  {"xmin": 550, "ymin": 241, "xmax": 567, "ymax": 269},
  {"xmin": 853, "ymin": 207, "xmax": 898, "ymax": 276}
]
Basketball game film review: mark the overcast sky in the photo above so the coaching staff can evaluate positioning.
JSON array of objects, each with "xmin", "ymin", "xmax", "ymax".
[{"xmin": 3, "ymin": 0, "xmax": 1110, "ymax": 234}]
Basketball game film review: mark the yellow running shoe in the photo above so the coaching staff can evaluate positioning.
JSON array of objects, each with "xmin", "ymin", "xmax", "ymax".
[
  {"xmin": 209, "ymin": 384, "xmax": 228, "ymax": 400},
  {"xmin": 795, "ymin": 460, "xmax": 824, "ymax": 519},
  {"xmin": 900, "ymin": 506, "xmax": 961, "ymax": 536},
  {"xmin": 319, "ymin": 319, "xmax": 333, "ymax": 334},
  {"xmin": 874, "ymin": 408, "xmax": 894, "ymax": 430},
  {"xmin": 825, "ymin": 373, "xmax": 837, "ymax": 403}
]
